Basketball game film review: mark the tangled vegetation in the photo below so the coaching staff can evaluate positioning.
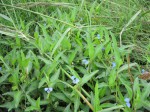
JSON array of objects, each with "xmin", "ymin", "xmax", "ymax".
[{"xmin": 0, "ymin": 0, "xmax": 150, "ymax": 112}]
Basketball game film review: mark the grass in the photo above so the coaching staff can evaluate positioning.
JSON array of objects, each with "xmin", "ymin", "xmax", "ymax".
[{"xmin": 0, "ymin": 0, "xmax": 150, "ymax": 112}]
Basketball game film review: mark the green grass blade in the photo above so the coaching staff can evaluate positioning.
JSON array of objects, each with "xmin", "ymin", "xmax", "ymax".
[{"xmin": 51, "ymin": 28, "xmax": 71, "ymax": 57}]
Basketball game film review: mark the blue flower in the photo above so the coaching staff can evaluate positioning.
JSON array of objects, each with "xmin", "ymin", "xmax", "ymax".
[
  {"xmin": 124, "ymin": 98, "xmax": 130, "ymax": 103},
  {"xmin": 124, "ymin": 98, "xmax": 130, "ymax": 108},
  {"xmin": 141, "ymin": 69, "xmax": 145, "ymax": 73},
  {"xmin": 82, "ymin": 59, "xmax": 89, "ymax": 65},
  {"xmin": 0, "ymin": 67, "xmax": 2, "ymax": 71},
  {"xmin": 102, "ymin": 47, "xmax": 105, "ymax": 51},
  {"xmin": 44, "ymin": 87, "xmax": 53, "ymax": 93},
  {"xmin": 71, "ymin": 76, "xmax": 75, "ymax": 80},
  {"xmin": 71, "ymin": 76, "xmax": 79, "ymax": 84},
  {"xmin": 43, "ymin": 23, "xmax": 47, "ymax": 26},
  {"xmin": 112, "ymin": 62, "xmax": 116, "ymax": 68},
  {"xmin": 97, "ymin": 34, "xmax": 101, "ymax": 39},
  {"xmin": 73, "ymin": 78, "xmax": 79, "ymax": 84},
  {"xmin": 126, "ymin": 102, "xmax": 131, "ymax": 108}
]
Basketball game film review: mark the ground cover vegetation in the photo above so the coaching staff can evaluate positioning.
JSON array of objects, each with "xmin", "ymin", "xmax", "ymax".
[{"xmin": 0, "ymin": 0, "xmax": 150, "ymax": 112}]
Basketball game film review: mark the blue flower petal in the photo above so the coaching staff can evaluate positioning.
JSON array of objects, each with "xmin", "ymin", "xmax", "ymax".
[
  {"xmin": 124, "ymin": 98, "xmax": 130, "ymax": 103},
  {"xmin": 71, "ymin": 76, "xmax": 75, "ymax": 80},
  {"xmin": 71, "ymin": 75, "xmax": 80, "ymax": 84},
  {"xmin": 112, "ymin": 62, "xmax": 116, "ymax": 68},
  {"xmin": 73, "ymin": 78, "xmax": 79, "ymax": 84},
  {"xmin": 44, "ymin": 87, "xmax": 53, "ymax": 93},
  {"xmin": 126, "ymin": 102, "xmax": 131, "ymax": 108},
  {"xmin": 82, "ymin": 59, "xmax": 89, "ymax": 65},
  {"xmin": 141, "ymin": 69, "xmax": 145, "ymax": 73},
  {"xmin": 102, "ymin": 47, "xmax": 105, "ymax": 51},
  {"xmin": 97, "ymin": 34, "xmax": 101, "ymax": 39}
]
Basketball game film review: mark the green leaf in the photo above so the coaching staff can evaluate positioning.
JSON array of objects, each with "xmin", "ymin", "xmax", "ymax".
[
  {"xmin": 8, "ymin": 67, "xmax": 19, "ymax": 87},
  {"xmin": 38, "ymin": 23, "xmax": 50, "ymax": 39},
  {"xmin": 94, "ymin": 81, "xmax": 100, "ymax": 112},
  {"xmin": 103, "ymin": 28, "xmax": 110, "ymax": 42},
  {"xmin": 0, "ymin": 56, "xmax": 10, "ymax": 69},
  {"xmin": 86, "ymin": 32, "xmax": 95, "ymax": 60},
  {"xmin": 119, "ymin": 77, "xmax": 132, "ymax": 98},
  {"xmin": 118, "ymin": 63, "xmax": 137, "ymax": 74},
  {"xmin": 93, "ymin": 40, "xmax": 108, "ymax": 60},
  {"xmin": 50, "ymin": 69, "xmax": 60, "ymax": 82},
  {"xmin": 61, "ymin": 54, "xmax": 69, "ymax": 64},
  {"xmin": 98, "ymin": 105, "xmax": 124, "ymax": 112},
  {"xmin": 68, "ymin": 49, "xmax": 78, "ymax": 64},
  {"xmin": 27, "ymin": 80, "xmax": 38, "ymax": 94},
  {"xmin": 110, "ymin": 32, "xmax": 123, "ymax": 67},
  {"xmin": 120, "ymin": 10, "xmax": 141, "ymax": 46},
  {"xmin": 51, "ymin": 28, "xmax": 71, "ymax": 56},
  {"xmin": 108, "ymin": 70, "xmax": 116, "ymax": 87},
  {"xmin": 74, "ymin": 94, "xmax": 80, "ymax": 112},
  {"xmin": 133, "ymin": 77, "xmax": 140, "ymax": 93},
  {"xmin": 25, "ymin": 61, "xmax": 32, "ymax": 74},
  {"xmin": 120, "ymin": 10, "xmax": 141, "ymax": 35},
  {"xmin": 38, "ymin": 56, "xmax": 52, "ymax": 64},
  {"xmin": 0, "ymin": 13, "xmax": 13, "ymax": 22},
  {"xmin": 105, "ymin": 42, "xmax": 111, "ymax": 56},
  {"xmin": 142, "ymin": 100, "xmax": 150, "ymax": 111},
  {"xmin": 38, "ymin": 77, "xmax": 46, "ymax": 88},
  {"xmin": 133, "ymin": 77, "xmax": 141, "ymax": 106},
  {"xmin": 0, "ymin": 74, "xmax": 10, "ymax": 84},
  {"xmin": 0, "ymin": 101, "xmax": 14, "ymax": 111},
  {"xmin": 66, "ymin": 65, "xmax": 80, "ymax": 79},
  {"xmin": 81, "ymin": 70, "xmax": 99, "ymax": 86},
  {"xmin": 142, "ymin": 83, "xmax": 150, "ymax": 100},
  {"xmin": 44, "ymin": 61, "xmax": 58, "ymax": 77},
  {"xmin": 53, "ymin": 92, "xmax": 70, "ymax": 103},
  {"xmin": 100, "ymin": 95, "xmax": 115, "ymax": 103},
  {"xmin": 2, "ymin": 91, "xmax": 22, "ymax": 108},
  {"xmin": 61, "ymin": 38, "xmax": 71, "ymax": 50},
  {"xmin": 14, "ymin": 91, "xmax": 22, "ymax": 108},
  {"xmin": 26, "ymin": 95, "xmax": 36, "ymax": 106},
  {"xmin": 25, "ymin": 106, "xmax": 37, "ymax": 111},
  {"xmin": 63, "ymin": 104, "xmax": 71, "ymax": 112},
  {"xmin": 35, "ymin": 97, "xmax": 41, "ymax": 109}
]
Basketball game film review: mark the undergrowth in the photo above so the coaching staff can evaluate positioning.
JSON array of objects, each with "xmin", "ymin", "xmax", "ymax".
[{"xmin": 0, "ymin": 0, "xmax": 150, "ymax": 112}]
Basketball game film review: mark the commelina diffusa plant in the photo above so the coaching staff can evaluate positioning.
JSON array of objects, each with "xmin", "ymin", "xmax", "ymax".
[{"xmin": 0, "ymin": 0, "xmax": 150, "ymax": 112}]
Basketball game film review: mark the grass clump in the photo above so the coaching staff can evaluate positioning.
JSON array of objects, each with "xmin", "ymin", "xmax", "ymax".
[{"xmin": 0, "ymin": 0, "xmax": 150, "ymax": 112}]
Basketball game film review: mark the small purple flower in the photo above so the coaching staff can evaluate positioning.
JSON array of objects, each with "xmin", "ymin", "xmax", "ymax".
[
  {"xmin": 82, "ymin": 59, "xmax": 89, "ymax": 65},
  {"xmin": 44, "ymin": 87, "xmax": 53, "ymax": 93},
  {"xmin": 124, "ymin": 98, "xmax": 130, "ymax": 108},
  {"xmin": 112, "ymin": 62, "xmax": 116, "ymax": 68},
  {"xmin": 71, "ymin": 76, "xmax": 79, "ymax": 84},
  {"xmin": 97, "ymin": 34, "xmax": 101, "ymax": 39}
]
